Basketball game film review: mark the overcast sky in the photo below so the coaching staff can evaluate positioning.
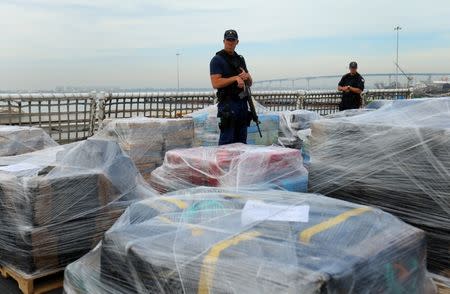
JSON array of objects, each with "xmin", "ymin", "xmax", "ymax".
[{"xmin": 0, "ymin": 0, "xmax": 449, "ymax": 90}]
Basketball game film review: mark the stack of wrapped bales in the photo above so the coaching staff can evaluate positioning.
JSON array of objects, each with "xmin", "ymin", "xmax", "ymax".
[
  {"xmin": 0, "ymin": 125, "xmax": 58, "ymax": 156},
  {"xmin": 187, "ymin": 104, "xmax": 279, "ymax": 146},
  {"xmin": 96, "ymin": 117, "xmax": 194, "ymax": 182},
  {"xmin": 150, "ymin": 143, "xmax": 308, "ymax": 193},
  {"xmin": 277, "ymin": 110, "xmax": 321, "ymax": 168},
  {"xmin": 0, "ymin": 138, "xmax": 155, "ymax": 276},
  {"xmin": 64, "ymin": 188, "xmax": 432, "ymax": 294},
  {"xmin": 277, "ymin": 109, "xmax": 321, "ymax": 149},
  {"xmin": 309, "ymin": 97, "xmax": 450, "ymax": 275}
]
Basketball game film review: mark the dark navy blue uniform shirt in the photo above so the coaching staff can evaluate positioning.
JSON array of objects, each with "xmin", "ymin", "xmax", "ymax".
[
  {"xmin": 210, "ymin": 52, "xmax": 249, "ymax": 120},
  {"xmin": 338, "ymin": 72, "xmax": 365, "ymax": 110}
]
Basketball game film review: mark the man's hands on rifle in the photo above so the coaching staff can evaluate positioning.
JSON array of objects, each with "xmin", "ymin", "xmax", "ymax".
[
  {"xmin": 233, "ymin": 68, "xmax": 252, "ymax": 89},
  {"xmin": 235, "ymin": 76, "xmax": 245, "ymax": 88},
  {"xmin": 238, "ymin": 68, "xmax": 251, "ymax": 81}
]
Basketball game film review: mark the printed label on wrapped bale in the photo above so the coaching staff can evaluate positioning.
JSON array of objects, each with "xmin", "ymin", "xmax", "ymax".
[{"xmin": 241, "ymin": 200, "xmax": 309, "ymax": 226}]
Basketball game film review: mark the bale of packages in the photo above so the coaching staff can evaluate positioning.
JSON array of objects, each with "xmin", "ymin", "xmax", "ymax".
[
  {"xmin": 64, "ymin": 187, "xmax": 433, "ymax": 294},
  {"xmin": 277, "ymin": 109, "xmax": 321, "ymax": 148},
  {"xmin": 187, "ymin": 104, "xmax": 279, "ymax": 146},
  {"xmin": 96, "ymin": 117, "xmax": 194, "ymax": 182},
  {"xmin": 0, "ymin": 125, "xmax": 58, "ymax": 156},
  {"xmin": 323, "ymin": 108, "xmax": 374, "ymax": 119},
  {"xmin": 309, "ymin": 97, "xmax": 450, "ymax": 275},
  {"xmin": 150, "ymin": 143, "xmax": 308, "ymax": 193},
  {"xmin": 0, "ymin": 138, "xmax": 156, "ymax": 276},
  {"xmin": 277, "ymin": 110, "xmax": 321, "ymax": 168}
]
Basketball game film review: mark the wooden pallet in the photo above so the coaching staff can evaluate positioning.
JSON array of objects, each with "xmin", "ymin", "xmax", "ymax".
[
  {"xmin": 433, "ymin": 273, "xmax": 450, "ymax": 294},
  {"xmin": 437, "ymin": 282, "xmax": 450, "ymax": 294},
  {"xmin": 0, "ymin": 266, "xmax": 64, "ymax": 294}
]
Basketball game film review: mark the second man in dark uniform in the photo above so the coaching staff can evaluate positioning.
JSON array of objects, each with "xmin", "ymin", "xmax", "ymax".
[{"xmin": 337, "ymin": 61, "xmax": 365, "ymax": 110}]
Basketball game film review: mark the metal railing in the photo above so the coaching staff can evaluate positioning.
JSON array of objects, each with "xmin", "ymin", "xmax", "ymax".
[
  {"xmin": 363, "ymin": 88, "xmax": 413, "ymax": 102},
  {"xmin": 0, "ymin": 93, "xmax": 96, "ymax": 144},
  {"xmin": 99, "ymin": 92, "xmax": 215, "ymax": 121},
  {"xmin": 252, "ymin": 91, "xmax": 301, "ymax": 111},
  {"xmin": 0, "ymin": 89, "xmax": 412, "ymax": 143},
  {"xmin": 302, "ymin": 90, "xmax": 343, "ymax": 115}
]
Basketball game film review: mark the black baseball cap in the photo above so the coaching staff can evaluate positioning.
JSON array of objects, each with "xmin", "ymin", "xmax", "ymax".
[
  {"xmin": 224, "ymin": 29, "xmax": 238, "ymax": 40},
  {"xmin": 349, "ymin": 61, "xmax": 358, "ymax": 69}
]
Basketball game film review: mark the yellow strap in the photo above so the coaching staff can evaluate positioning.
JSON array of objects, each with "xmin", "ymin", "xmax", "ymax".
[
  {"xmin": 160, "ymin": 197, "xmax": 188, "ymax": 209},
  {"xmin": 143, "ymin": 197, "xmax": 188, "ymax": 211},
  {"xmin": 299, "ymin": 207, "xmax": 371, "ymax": 244},
  {"xmin": 221, "ymin": 193, "xmax": 242, "ymax": 199},
  {"xmin": 157, "ymin": 216, "xmax": 172, "ymax": 224},
  {"xmin": 198, "ymin": 231, "xmax": 262, "ymax": 294},
  {"xmin": 190, "ymin": 227, "xmax": 204, "ymax": 237}
]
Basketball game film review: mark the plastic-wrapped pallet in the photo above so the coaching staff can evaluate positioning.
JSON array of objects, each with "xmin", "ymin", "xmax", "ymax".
[
  {"xmin": 0, "ymin": 138, "xmax": 156, "ymax": 276},
  {"xmin": 277, "ymin": 109, "xmax": 321, "ymax": 148},
  {"xmin": 308, "ymin": 97, "xmax": 450, "ymax": 276},
  {"xmin": 0, "ymin": 125, "xmax": 58, "ymax": 156},
  {"xmin": 150, "ymin": 143, "xmax": 308, "ymax": 193},
  {"xmin": 95, "ymin": 117, "xmax": 194, "ymax": 182},
  {"xmin": 277, "ymin": 110, "xmax": 321, "ymax": 168},
  {"xmin": 324, "ymin": 108, "xmax": 374, "ymax": 119},
  {"xmin": 186, "ymin": 103, "xmax": 279, "ymax": 146},
  {"xmin": 64, "ymin": 187, "xmax": 434, "ymax": 294}
]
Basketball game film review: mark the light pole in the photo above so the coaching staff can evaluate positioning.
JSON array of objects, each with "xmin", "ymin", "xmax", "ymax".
[
  {"xmin": 176, "ymin": 52, "xmax": 180, "ymax": 92},
  {"xmin": 394, "ymin": 26, "xmax": 402, "ymax": 91}
]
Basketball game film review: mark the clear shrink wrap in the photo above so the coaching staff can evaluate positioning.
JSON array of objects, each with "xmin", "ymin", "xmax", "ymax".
[
  {"xmin": 95, "ymin": 117, "xmax": 194, "ymax": 182},
  {"xmin": 309, "ymin": 97, "xmax": 450, "ymax": 276},
  {"xmin": 0, "ymin": 138, "xmax": 156, "ymax": 276},
  {"xmin": 150, "ymin": 143, "xmax": 308, "ymax": 193},
  {"xmin": 64, "ymin": 187, "xmax": 433, "ymax": 294},
  {"xmin": 0, "ymin": 125, "xmax": 58, "ymax": 156},
  {"xmin": 187, "ymin": 104, "xmax": 279, "ymax": 146}
]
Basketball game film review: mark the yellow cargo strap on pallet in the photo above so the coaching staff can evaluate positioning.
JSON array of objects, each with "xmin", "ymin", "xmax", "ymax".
[
  {"xmin": 160, "ymin": 197, "xmax": 188, "ymax": 209},
  {"xmin": 299, "ymin": 207, "xmax": 371, "ymax": 244},
  {"xmin": 142, "ymin": 197, "xmax": 188, "ymax": 213},
  {"xmin": 198, "ymin": 231, "xmax": 262, "ymax": 294}
]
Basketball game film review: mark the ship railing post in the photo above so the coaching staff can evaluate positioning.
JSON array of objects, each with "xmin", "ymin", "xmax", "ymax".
[
  {"xmin": 88, "ymin": 91, "xmax": 97, "ymax": 137},
  {"xmin": 96, "ymin": 91, "xmax": 107, "ymax": 131}
]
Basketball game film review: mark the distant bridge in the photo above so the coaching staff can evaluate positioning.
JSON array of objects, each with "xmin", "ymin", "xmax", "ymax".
[{"xmin": 254, "ymin": 72, "xmax": 450, "ymax": 89}]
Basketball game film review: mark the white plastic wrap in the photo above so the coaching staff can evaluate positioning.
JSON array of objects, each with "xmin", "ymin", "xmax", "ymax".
[
  {"xmin": 0, "ymin": 138, "xmax": 157, "ymax": 277},
  {"xmin": 324, "ymin": 108, "xmax": 374, "ymax": 119},
  {"xmin": 0, "ymin": 125, "xmax": 58, "ymax": 156},
  {"xmin": 150, "ymin": 143, "xmax": 308, "ymax": 193},
  {"xmin": 309, "ymin": 97, "xmax": 450, "ymax": 276},
  {"xmin": 277, "ymin": 109, "xmax": 321, "ymax": 148},
  {"xmin": 64, "ymin": 187, "xmax": 434, "ymax": 294},
  {"xmin": 95, "ymin": 117, "xmax": 194, "ymax": 182},
  {"xmin": 186, "ymin": 103, "xmax": 279, "ymax": 146},
  {"xmin": 277, "ymin": 110, "xmax": 321, "ymax": 168}
]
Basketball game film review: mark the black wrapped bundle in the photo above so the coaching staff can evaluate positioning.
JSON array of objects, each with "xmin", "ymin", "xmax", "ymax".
[
  {"xmin": 64, "ymin": 188, "xmax": 432, "ymax": 293},
  {"xmin": 308, "ymin": 98, "xmax": 450, "ymax": 275},
  {"xmin": 0, "ymin": 138, "xmax": 155, "ymax": 276}
]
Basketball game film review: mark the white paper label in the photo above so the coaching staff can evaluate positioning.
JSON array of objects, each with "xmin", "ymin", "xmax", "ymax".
[
  {"xmin": 241, "ymin": 200, "xmax": 309, "ymax": 226},
  {"xmin": 0, "ymin": 162, "xmax": 40, "ymax": 173}
]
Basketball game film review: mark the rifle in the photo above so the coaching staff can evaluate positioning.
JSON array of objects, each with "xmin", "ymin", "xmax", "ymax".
[
  {"xmin": 246, "ymin": 85, "xmax": 262, "ymax": 138},
  {"xmin": 218, "ymin": 50, "xmax": 262, "ymax": 137}
]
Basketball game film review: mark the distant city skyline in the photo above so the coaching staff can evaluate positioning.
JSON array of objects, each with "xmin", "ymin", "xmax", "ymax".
[{"xmin": 1, "ymin": 0, "xmax": 449, "ymax": 90}]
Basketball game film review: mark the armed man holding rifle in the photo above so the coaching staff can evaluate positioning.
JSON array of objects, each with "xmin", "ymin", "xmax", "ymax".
[{"xmin": 210, "ymin": 29, "xmax": 260, "ymax": 145}]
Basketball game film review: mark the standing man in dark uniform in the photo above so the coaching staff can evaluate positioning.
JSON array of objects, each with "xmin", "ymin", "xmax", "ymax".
[
  {"xmin": 210, "ymin": 29, "xmax": 253, "ymax": 145},
  {"xmin": 337, "ymin": 61, "xmax": 365, "ymax": 110}
]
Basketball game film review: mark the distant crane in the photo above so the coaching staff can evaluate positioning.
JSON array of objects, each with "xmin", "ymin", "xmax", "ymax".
[{"xmin": 394, "ymin": 62, "xmax": 413, "ymax": 88}]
